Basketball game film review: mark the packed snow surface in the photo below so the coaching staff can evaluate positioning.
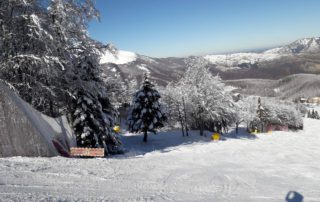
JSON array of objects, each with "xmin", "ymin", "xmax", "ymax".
[
  {"xmin": 1, "ymin": 118, "xmax": 320, "ymax": 201},
  {"xmin": 100, "ymin": 49, "xmax": 137, "ymax": 64}
]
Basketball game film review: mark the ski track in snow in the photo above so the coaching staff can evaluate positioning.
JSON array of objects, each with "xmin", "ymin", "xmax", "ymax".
[{"xmin": 1, "ymin": 118, "xmax": 320, "ymax": 201}]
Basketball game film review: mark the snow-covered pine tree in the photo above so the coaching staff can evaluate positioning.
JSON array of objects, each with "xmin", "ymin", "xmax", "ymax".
[
  {"xmin": 0, "ymin": 0, "xmax": 102, "ymax": 116},
  {"xmin": 128, "ymin": 74, "xmax": 167, "ymax": 142},
  {"xmin": 0, "ymin": 0, "xmax": 122, "ymax": 154},
  {"xmin": 67, "ymin": 52, "xmax": 121, "ymax": 154},
  {"xmin": 48, "ymin": 0, "xmax": 122, "ymax": 153}
]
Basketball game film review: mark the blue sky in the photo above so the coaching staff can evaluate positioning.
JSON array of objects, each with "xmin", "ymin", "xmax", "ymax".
[{"xmin": 88, "ymin": 0, "xmax": 320, "ymax": 58}]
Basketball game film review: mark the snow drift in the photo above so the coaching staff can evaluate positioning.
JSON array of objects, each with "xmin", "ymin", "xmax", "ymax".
[{"xmin": 0, "ymin": 82, "xmax": 76, "ymax": 157}]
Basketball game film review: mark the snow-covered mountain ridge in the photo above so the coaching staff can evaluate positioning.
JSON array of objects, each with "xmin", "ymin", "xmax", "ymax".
[
  {"xmin": 100, "ymin": 37, "xmax": 320, "ymax": 84},
  {"xmin": 100, "ymin": 43, "xmax": 137, "ymax": 65},
  {"xmin": 101, "ymin": 37, "xmax": 320, "ymax": 66},
  {"xmin": 268, "ymin": 37, "xmax": 320, "ymax": 54},
  {"xmin": 203, "ymin": 52, "xmax": 282, "ymax": 67},
  {"xmin": 204, "ymin": 37, "xmax": 320, "ymax": 67}
]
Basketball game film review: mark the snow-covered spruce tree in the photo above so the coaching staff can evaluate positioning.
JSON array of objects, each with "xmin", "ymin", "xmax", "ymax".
[
  {"xmin": 128, "ymin": 74, "xmax": 167, "ymax": 142},
  {"xmin": 67, "ymin": 52, "xmax": 121, "ymax": 154},
  {"xmin": 308, "ymin": 109, "xmax": 320, "ymax": 119}
]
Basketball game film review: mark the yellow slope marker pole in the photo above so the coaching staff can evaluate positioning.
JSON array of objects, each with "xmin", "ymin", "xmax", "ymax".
[
  {"xmin": 113, "ymin": 125, "xmax": 121, "ymax": 133},
  {"xmin": 211, "ymin": 133, "xmax": 220, "ymax": 141}
]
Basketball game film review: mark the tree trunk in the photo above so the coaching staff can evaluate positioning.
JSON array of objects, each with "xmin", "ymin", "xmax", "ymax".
[
  {"xmin": 180, "ymin": 122, "xmax": 185, "ymax": 137},
  {"xmin": 49, "ymin": 99, "xmax": 53, "ymax": 116},
  {"xmin": 199, "ymin": 120, "xmax": 204, "ymax": 136},
  {"xmin": 178, "ymin": 108, "xmax": 185, "ymax": 137},
  {"xmin": 236, "ymin": 123, "xmax": 239, "ymax": 134},
  {"xmin": 185, "ymin": 124, "xmax": 189, "ymax": 136},
  {"xmin": 182, "ymin": 98, "xmax": 189, "ymax": 136},
  {"xmin": 143, "ymin": 130, "xmax": 148, "ymax": 142}
]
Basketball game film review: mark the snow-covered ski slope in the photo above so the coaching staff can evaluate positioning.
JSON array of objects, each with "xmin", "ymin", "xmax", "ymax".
[{"xmin": 1, "ymin": 118, "xmax": 320, "ymax": 201}]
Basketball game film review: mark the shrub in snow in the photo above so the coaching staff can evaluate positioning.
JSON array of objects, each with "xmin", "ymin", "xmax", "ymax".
[
  {"xmin": 128, "ymin": 75, "xmax": 167, "ymax": 142},
  {"xmin": 307, "ymin": 109, "xmax": 320, "ymax": 119},
  {"xmin": 266, "ymin": 99, "xmax": 303, "ymax": 130},
  {"xmin": 249, "ymin": 97, "xmax": 303, "ymax": 131}
]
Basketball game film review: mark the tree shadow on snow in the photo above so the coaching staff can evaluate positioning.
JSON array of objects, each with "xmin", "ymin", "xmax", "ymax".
[
  {"xmin": 118, "ymin": 130, "xmax": 212, "ymax": 158},
  {"xmin": 221, "ymin": 127, "xmax": 258, "ymax": 140},
  {"xmin": 118, "ymin": 127, "xmax": 257, "ymax": 158}
]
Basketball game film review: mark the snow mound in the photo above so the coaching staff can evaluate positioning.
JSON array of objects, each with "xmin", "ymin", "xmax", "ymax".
[
  {"xmin": 0, "ymin": 82, "xmax": 76, "ymax": 157},
  {"xmin": 100, "ymin": 49, "xmax": 137, "ymax": 64}
]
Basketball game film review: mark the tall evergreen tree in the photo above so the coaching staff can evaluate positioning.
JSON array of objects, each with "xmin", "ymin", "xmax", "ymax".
[
  {"xmin": 128, "ymin": 74, "xmax": 167, "ymax": 142},
  {"xmin": 0, "ymin": 0, "xmax": 102, "ymax": 116},
  {"xmin": 66, "ymin": 50, "xmax": 121, "ymax": 154},
  {"xmin": 0, "ymin": 0, "xmax": 122, "ymax": 154}
]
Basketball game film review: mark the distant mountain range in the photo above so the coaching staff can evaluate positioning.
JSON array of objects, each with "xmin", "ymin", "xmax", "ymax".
[
  {"xmin": 225, "ymin": 73, "xmax": 320, "ymax": 100},
  {"xmin": 100, "ymin": 37, "xmax": 320, "ymax": 85}
]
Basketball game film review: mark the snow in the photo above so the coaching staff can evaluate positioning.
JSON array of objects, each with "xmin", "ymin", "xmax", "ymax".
[
  {"xmin": 204, "ymin": 52, "xmax": 283, "ymax": 67},
  {"xmin": 139, "ymin": 55, "xmax": 157, "ymax": 64},
  {"xmin": 266, "ymin": 37, "xmax": 320, "ymax": 54},
  {"xmin": 30, "ymin": 14, "xmax": 41, "ymax": 29},
  {"xmin": 137, "ymin": 64, "xmax": 151, "ymax": 74},
  {"xmin": 0, "ymin": 81, "xmax": 76, "ymax": 157},
  {"xmin": 14, "ymin": 54, "xmax": 41, "ymax": 61},
  {"xmin": 100, "ymin": 49, "xmax": 137, "ymax": 64},
  {"xmin": 41, "ymin": 115, "xmax": 76, "ymax": 148},
  {"xmin": 203, "ymin": 37, "xmax": 320, "ymax": 68},
  {"xmin": 264, "ymin": 47, "xmax": 283, "ymax": 54},
  {"xmin": 1, "ymin": 118, "xmax": 320, "ymax": 201},
  {"xmin": 274, "ymin": 88, "xmax": 280, "ymax": 93},
  {"xmin": 309, "ymin": 39, "xmax": 320, "ymax": 51}
]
